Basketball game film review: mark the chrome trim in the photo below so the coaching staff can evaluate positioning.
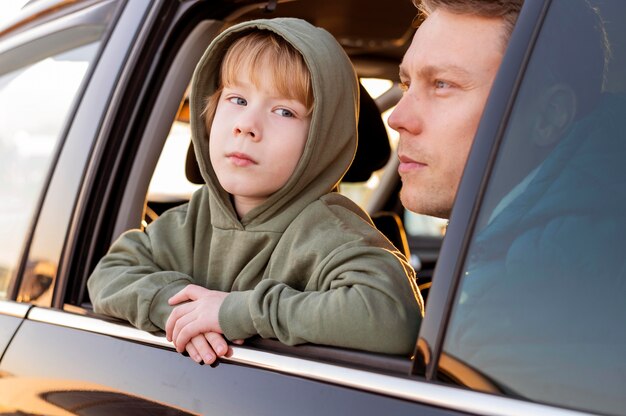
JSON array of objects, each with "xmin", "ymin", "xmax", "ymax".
[
  {"xmin": 0, "ymin": 301, "xmax": 31, "ymax": 318},
  {"xmin": 28, "ymin": 307, "xmax": 172, "ymax": 347},
  {"xmin": 28, "ymin": 307, "xmax": 593, "ymax": 416}
]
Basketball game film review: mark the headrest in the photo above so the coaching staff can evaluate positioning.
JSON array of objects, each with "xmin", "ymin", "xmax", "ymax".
[
  {"xmin": 185, "ymin": 81, "xmax": 391, "ymax": 185},
  {"xmin": 343, "ymin": 83, "xmax": 391, "ymax": 182}
]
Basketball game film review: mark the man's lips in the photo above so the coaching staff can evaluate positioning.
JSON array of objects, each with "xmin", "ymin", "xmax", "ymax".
[
  {"xmin": 398, "ymin": 154, "xmax": 427, "ymax": 174},
  {"xmin": 226, "ymin": 152, "xmax": 257, "ymax": 167}
]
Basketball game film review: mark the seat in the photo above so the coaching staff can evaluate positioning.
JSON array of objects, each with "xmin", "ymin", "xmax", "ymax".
[
  {"xmin": 185, "ymin": 82, "xmax": 410, "ymax": 257},
  {"xmin": 371, "ymin": 211, "xmax": 410, "ymax": 259}
]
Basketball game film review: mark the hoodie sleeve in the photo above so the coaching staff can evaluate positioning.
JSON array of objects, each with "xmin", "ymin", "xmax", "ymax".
[
  {"xmin": 219, "ymin": 244, "xmax": 422, "ymax": 355},
  {"xmin": 87, "ymin": 205, "xmax": 197, "ymax": 332}
]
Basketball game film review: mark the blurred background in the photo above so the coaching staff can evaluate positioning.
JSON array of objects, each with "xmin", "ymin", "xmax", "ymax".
[{"xmin": 0, "ymin": 0, "xmax": 28, "ymax": 26}]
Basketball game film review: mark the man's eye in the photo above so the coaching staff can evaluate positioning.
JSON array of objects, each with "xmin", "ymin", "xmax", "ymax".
[
  {"xmin": 274, "ymin": 108, "xmax": 294, "ymax": 118},
  {"xmin": 229, "ymin": 96, "xmax": 247, "ymax": 106},
  {"xmin": 435, "ymin": 80, "xmax": 451, "ymax": 89}
]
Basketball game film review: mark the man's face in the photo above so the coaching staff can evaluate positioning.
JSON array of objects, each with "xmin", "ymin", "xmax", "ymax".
[{"xmin": 388, "ymin": 9, "xmax": 506, "ymax": 218}]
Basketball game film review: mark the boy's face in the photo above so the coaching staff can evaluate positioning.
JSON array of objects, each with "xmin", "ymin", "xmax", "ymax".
[{"xmin": 209, "ymin": 68, "xmax": 311, "ymax": 217}]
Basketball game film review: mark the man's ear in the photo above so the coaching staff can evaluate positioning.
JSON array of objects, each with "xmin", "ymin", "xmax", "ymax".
[{"xmin": 533, "ymin": 84, "xmax": 577, "ymax": 147}]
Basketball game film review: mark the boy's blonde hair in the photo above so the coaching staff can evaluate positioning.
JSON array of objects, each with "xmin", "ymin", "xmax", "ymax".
[{"xmin": 204, "ymin": 30, "xmax": 314, "ymax": 133}]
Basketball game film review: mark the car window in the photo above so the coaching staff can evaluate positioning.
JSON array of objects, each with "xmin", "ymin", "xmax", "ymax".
[
  {"xmin": 439, "ymin": 1, "xmax": 626, "ymax": 414},
  {"xmin": 0, "ymin": 34, "xmax": 103, "ymax": 299}
]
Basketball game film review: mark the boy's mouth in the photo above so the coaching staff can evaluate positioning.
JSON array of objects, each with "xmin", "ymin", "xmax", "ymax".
[{"xmin": 226, "ymin": 152, "xmax": 257, "ymax": 167}]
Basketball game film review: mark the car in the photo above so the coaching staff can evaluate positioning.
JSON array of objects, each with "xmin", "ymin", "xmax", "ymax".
[{"xmin": 1, "ymin": 0, "xmax": 625, "ymax": 415}]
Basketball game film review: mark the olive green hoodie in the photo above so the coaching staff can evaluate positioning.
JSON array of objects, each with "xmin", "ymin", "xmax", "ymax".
[{"xmin": 88, "ymin": 18, "xmax": 422, "ymax": 354}]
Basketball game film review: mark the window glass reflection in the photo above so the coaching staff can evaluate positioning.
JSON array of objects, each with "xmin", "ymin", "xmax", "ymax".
[
  {"xmin": 0, "ymin": 42, "xmax": 99, "ymax": 299},
  {"xmin": 441, "ymin": 1, "xmax": 626, "ymax": 414}
]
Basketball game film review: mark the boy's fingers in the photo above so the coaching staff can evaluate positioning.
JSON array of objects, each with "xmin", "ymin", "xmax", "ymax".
[
  {"xmin": 185, "ymin": 342, "xmax": 202, "ymax": 364},
  {"xmin": 172, "ymin": 315, "xmax": 198, "ymax": 352},
  {"xmin": 191, "ymin": 335, "xmax": 215, "ymax": 365},
  {"xmin": 205, "ymin": 332, "xmax": 228, "ymax": 357},
  {"xmin": 165, "ymin": 313, "xmax": 175, "ymax": 341},
  {"xmin": 169, "ymin": 284, "xmax": 209, "ymax": 305},
  {"xmin": 232, "ymin": 339, "xmax": 244, "ymax": 345},
  {"xmin": 165, "ymin": 303, "xmax": 186, "ymax": 339},
  {"xmin": 165, "ymin": 303, "xmax": 190, "ymax": 341},
  {"xmin": 168, "ymin": 285, "xmax": 195, "ymax": 305}
]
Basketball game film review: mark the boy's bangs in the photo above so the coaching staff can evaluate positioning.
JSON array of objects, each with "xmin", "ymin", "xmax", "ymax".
[{"xmin": 220, "ymin": 32, "xmax": 313, "ymax": 115}]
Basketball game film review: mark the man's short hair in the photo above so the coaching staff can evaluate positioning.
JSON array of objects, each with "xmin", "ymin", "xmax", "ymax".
[{"xmin": 415, "ymin": 0, "xmax": 524, "ymax": 50}]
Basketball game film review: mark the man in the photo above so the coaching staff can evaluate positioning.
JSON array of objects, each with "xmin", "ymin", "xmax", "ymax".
[{"xmin": 388, "ymin": 0, "xmax": 523, "ymax": 219}]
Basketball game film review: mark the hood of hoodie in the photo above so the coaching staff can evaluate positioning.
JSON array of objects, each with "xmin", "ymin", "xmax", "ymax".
[{"xmin": 189, "ymin": 18, "xmax": 359, "ymax": 230}]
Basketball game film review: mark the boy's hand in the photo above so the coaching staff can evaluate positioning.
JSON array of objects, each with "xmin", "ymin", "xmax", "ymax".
[
  {"xmin": 165, "ymin": 285, "xmax": 229, "ymax": 352},
  {"xmin": 184, "ymin": 332, "xmax": 242, "ymax": 365}
]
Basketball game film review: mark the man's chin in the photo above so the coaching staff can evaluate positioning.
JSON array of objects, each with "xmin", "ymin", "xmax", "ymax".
[
  {"xmin": 400, "ymin": 186, "xmax": 451, "ymax": 219},
  {"xmin": 399, "ymin": 186, "xmax": 425, "ymax": 215}
]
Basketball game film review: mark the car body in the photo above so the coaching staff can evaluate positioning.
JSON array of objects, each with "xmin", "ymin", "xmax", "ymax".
[{"xmin": 1, "ymin": 0, "xmax": 625, "ymax": 415}]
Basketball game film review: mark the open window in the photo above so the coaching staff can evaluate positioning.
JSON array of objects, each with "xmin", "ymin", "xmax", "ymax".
[{"xmin": 62, "ymin": 0, "xmax": 424, "ymax": 375}]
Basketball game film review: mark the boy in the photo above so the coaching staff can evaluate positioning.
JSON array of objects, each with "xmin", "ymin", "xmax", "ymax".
[{"xmin": 88, "ymin": 18, "xmax": 422, "ymax": 365}]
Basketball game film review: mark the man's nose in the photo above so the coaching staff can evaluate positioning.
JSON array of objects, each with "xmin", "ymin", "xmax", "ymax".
[{"xmin": 388, "ymin": 93, "xmax": 421, "ymax": 135}]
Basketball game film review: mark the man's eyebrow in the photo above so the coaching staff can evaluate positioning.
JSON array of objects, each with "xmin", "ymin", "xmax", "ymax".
[
  {"xmin": 423, "ymin": 64, "xmax": 471, "ymax": 78},
  {"xmin": 399, "ymin": 64, "xmax": 472, "ymax": 80}
]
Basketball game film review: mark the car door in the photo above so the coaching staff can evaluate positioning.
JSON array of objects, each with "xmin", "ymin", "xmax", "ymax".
[{"xmin": 0, "ymin": 302, "xmax": 29, "ymax": 360}]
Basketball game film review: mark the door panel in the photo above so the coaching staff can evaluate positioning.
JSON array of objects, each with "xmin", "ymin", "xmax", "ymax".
[
  {"xmin": 0, "ymin": 301, "xmax": 29, "ymax": 358},
  {"xmin": 0, "ymin": 317, "xmax": 464, "ymax": 415},
  {"xmin": 0, "ymin": 316, "xmax": 22, "ymax": 359}
]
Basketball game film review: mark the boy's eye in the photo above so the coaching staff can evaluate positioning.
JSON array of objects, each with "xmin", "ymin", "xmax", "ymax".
[
  {"xmin": 399, "ymin": 81, "xmax": 409, "ymax": 92},
  {"xmin": 229, "ymin": 96, "xmax": 247, "ymax": 106},
  {"xmin": 274, "ymin": 108, "xmax": 295, "ymax": 118}
]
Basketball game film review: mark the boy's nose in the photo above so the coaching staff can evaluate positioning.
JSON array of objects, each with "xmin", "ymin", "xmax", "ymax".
[
  {"xmin": 233, "ymin": 111, "xmax": 260, "ymax": 141},
  {"xmin": 234, "ymin": 126, "xmax": 257, "ymax": 139}
]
